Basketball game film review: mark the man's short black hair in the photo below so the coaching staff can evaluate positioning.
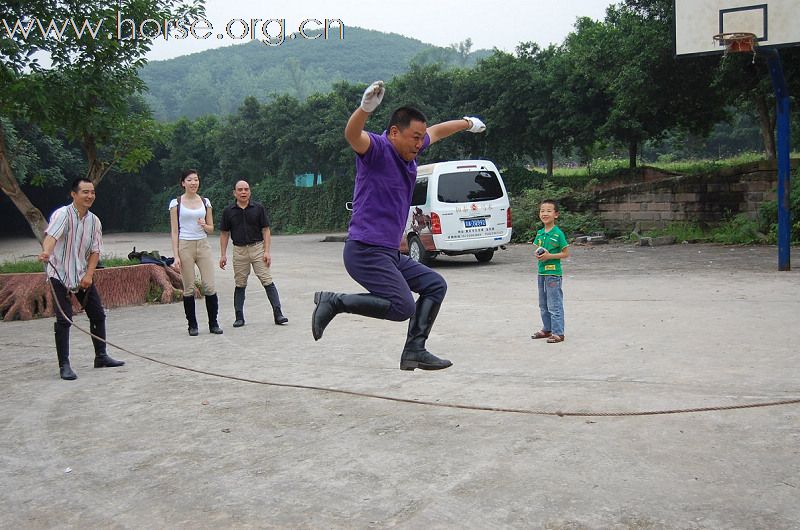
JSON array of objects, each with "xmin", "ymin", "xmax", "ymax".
[
  {"xmin": 388, "ymin": 106, "xmax": 427, "ymax": 132},
  {"xmin": 71, "ymin": 177, "xmax": 93, "ymax": 193}
]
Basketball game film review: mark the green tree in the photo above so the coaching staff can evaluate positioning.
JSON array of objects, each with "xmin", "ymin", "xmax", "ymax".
[
  {"xmin": 714, "ymin": 46, "xmax": 800, "ymax": 159},
  {"xmin": 0, "ymin": 0, "xmax": 62, "ymax": 238},
  {"xmin": 570, "ymin": 1, "xmax": 725, "ymax": 167},
  {"xmin": 467, "ymin": 47, "xmax": 556, "ymax": 171},
  {"xmin": 0, "ymin": 0, "xmax": 204, "ymax": 241}
]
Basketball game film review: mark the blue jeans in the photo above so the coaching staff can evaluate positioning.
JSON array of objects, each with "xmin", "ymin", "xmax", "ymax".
[{"xmin": 538, "ymin": 274, "xmax": 564, "ymax": 336}]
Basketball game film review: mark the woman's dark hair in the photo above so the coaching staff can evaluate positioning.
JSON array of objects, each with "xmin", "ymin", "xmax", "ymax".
[{"xmin": 180, "ymin": 169, "xmax": 199, "ymax": 184}]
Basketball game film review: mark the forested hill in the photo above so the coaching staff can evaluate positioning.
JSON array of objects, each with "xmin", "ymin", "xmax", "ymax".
[{"xmin": 139, "ymin": 26, "xmax": 490, "ymax": 121}]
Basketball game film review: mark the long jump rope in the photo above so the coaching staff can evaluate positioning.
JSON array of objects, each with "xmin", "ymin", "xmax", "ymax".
[{"xmin": 43, "ymin": 263, "xmax": 800, "ymax": 418}]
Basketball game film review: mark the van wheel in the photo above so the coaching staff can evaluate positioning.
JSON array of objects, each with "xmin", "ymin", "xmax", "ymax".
[
  {"xmin": 408, "ymin": 236, "xmax": 431, "ymax": 265},
  {"xmin": 475, "ymin": 250, "xmax": 494, "ymax": 263}
]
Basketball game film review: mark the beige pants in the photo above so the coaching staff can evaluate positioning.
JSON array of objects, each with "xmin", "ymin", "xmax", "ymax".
[
  {"xmin": 233, "ymin": 241, "xmax": 273, "ymax": 288},
  {"xmin": 178, "ymin": 239, "xmax": 216, "ymax": 295}
]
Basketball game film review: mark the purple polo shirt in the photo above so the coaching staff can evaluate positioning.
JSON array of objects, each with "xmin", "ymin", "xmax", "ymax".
[{"xmin": 348, "ymin": 131, "xmax": 430, "ymax": 249}]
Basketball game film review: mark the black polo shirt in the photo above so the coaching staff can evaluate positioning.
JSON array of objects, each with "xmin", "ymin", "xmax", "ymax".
[{"xmin": 219, "ymin": 201, "xmax": 270, "ymax": 246}]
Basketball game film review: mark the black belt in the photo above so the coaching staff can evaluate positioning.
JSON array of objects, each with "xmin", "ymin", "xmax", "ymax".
[{"xmin": 234, "ymin": 241, "xmax": 263, "ymax": 247}]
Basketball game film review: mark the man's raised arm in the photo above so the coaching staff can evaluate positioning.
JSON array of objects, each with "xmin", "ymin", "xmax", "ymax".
[
  {"xmin": 428, "ymin": 116, "xmax": 486, "ymax": 145},
  {"xmin": 344, "ymin": 80, "xmax": 385, "ymax": 155}
]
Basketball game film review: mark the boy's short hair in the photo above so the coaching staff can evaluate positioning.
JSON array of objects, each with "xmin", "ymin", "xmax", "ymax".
[
  {"xmin": 540, "ymin": 199, "xmax": 559, "ymax": 212},
  {"xmin": 388, "ymin": 107, "xmax": 427, "ymax": 131}
]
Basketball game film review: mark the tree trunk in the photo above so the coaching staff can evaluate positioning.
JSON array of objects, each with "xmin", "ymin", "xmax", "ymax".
[
  {"xmin": 755, "ymin": 94, "xmax": 776, "ymax": 160},
  {"xmin": 83, "ymin": 133, "xmax": 110, "ymax": 185},
  {"xmin": 0, "ymin": 125, "xmax": 47, "ymax": 243},
  {"xmin": 545, "ymin": 141, "xmax": 554, "ymax": 178},
  {"xmin": 628, "ymin": 140, "xmax": 638, "ymax": 168}
]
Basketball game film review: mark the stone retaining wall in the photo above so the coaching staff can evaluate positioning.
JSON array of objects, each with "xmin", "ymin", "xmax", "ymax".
[{"xmin": 594, "ymin": 160, "xmax": 798, "ymax": 231}]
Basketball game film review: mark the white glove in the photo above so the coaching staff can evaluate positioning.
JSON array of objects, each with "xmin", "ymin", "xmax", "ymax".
[
  {"xmin": 463, "ymin": 116, "xmax": 486, "ymax": 133},
  {"xmin": 360, "ymin": 81, "xmax": 385, "ymax": 113}
]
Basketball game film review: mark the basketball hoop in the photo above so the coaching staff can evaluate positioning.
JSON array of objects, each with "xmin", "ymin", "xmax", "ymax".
[{"xmin": 713, "ymin": 32, "xmax": 758, "ymax": 61}]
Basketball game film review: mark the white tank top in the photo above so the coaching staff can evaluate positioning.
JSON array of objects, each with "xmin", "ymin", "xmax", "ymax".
[{"xmin": 169, "ymin": 197, "xmax": 211, "ymax": 240}]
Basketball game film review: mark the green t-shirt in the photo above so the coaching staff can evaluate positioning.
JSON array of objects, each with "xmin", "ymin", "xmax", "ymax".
[{"xmin": 534, "ymin": 225, "xmax": 568, "ymax": 276}]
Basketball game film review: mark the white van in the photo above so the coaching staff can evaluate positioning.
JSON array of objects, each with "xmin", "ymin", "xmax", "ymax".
[{"xmin": 399, "ymin": 159, "xmax": 512, "ymax": 264}]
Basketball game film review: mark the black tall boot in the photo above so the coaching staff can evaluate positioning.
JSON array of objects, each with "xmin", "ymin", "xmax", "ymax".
[
  {"xmin": 233, "ymin": 286, "xmax": 246, "ymax": 327},
  {"xmin": 400, "ymin": 297, "xmax": 452, "ymax": 371},
  {"xmin": 55, "ymin": 322, "xmax": 76, "ymax": 380},
  {"xmin": 312, "ymin": 292, "xmax": 391, "ymax": 341},
  {"xmin": 205, "ymin": 293, "xmax": 223, "ymax": 334},
  {"xmin": 265, "ymin": 283, "xmax": 288, "ymax": 325},
  {"xmin": 183, "ymin": 296, "xmax": 199, "ymax": 336},
  {"xmin": 90, "ymin": 319, "xmax": 125, "ymax": 368}
]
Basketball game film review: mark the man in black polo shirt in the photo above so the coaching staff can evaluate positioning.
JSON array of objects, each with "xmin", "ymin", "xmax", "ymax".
[{"xmin": 219, "ymin": 180, "xmax": 288, "ymax": 326}]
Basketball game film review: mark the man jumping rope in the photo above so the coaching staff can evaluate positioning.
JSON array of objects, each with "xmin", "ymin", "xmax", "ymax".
[{"xmin": 311, "ymin": 80, "xmax": 486, "ymax": 370}]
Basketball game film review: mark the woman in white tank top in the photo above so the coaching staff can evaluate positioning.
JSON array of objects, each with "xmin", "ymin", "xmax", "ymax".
[{"xmin": 169, "ymin": 170, "xmax": 223, "ymax": 336}]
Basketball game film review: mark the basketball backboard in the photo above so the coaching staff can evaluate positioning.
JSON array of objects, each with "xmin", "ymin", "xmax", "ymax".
[{"xmin": 674, "ymin": 0, "xmax": 800, "ymax": 56}]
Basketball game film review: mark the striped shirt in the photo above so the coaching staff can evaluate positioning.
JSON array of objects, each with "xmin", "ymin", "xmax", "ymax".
[{"xmin": 45, "ymin": 204, "xmax": 103, "ymax": 291}]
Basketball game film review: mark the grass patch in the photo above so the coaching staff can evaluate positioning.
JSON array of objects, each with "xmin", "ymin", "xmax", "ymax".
[
  {"xmin": 548, "ymin": 152, "xmax": 799, "ymax": 178},
  {"xmin": 0, "ymin": 256, "xmax": 138, "ymax": 274},
  {"xmin": 642, "ymin": 222, "xmax": 708, "ymax": 242},
  {"xmin": 99, "ymin": 257, "xmax": 139, "ymax": 268},
  {"xmin": 0, "ymin": 260, "xmax": 45, "ymax": 273},
  {"xmin": 650, "ymin": 152, "xmax": 766, "ymax": 175},
  {"xmin": 640, "ymin": 216, "xmax": 767, "ymax": 245}
]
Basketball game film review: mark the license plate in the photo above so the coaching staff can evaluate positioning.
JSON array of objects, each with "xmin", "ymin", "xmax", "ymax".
[{"xmin": 463, "ymin": 218, "xmax": 486, "ymax": 228}]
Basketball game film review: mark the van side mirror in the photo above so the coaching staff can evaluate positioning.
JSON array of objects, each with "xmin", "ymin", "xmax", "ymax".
[{"xmin": 345, "ymin": 201, "xmax": 353, "ymax": 211}]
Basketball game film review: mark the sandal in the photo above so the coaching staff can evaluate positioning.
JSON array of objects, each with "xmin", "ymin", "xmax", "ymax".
[
  {"xmin": 531, "ymin": 330, "xmax": 552, "ymax": 339},
  {"xmin": 546, "ymin": 334, "xmax": 565, "ymax": 343}
]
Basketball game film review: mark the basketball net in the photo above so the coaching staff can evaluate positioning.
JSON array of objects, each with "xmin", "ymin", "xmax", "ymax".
[{"xmin": 713, "ymin": 32, "xmax": 758, "ymax": 62}]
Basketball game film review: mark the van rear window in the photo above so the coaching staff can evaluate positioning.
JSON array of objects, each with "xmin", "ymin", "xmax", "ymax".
[
  {"xmin": 437, "ymin": 171, "xmax": 504, "ymax": 203},
  {"xmin": 411, "ymin": 177, "xmax": 428, "ymax": 206}
]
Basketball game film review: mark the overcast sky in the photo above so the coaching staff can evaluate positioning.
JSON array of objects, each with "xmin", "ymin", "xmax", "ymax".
[{"xmin": 145, "ymin": 0, "xmax": 616, "ymax": 61}]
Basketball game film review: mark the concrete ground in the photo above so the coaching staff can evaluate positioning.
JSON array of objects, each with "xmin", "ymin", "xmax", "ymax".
[{"xmin": 1, "ymin": 233, "xmax": 799, "ymax": 529}]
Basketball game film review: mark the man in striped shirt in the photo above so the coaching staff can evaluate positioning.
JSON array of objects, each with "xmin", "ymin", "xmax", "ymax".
[{"xmin": 38, "ymin": 177, "xmax": 124, "ymax": 380}]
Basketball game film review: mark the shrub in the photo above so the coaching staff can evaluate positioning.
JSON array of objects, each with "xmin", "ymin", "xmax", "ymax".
[
  {"xmin": 757, "ymin": 168, "xmax": 800, "ymax": 244},
  {"xmin": 510, "ymin": 182, "xmax": 603, "ymax": 242},
  {"xmin": 710, "ymin": 214, "xmax": 762, "ymax": 244}
]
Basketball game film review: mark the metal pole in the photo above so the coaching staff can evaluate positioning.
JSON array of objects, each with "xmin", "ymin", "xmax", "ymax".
[{"xmin": 763, "ymin": 50, "xmax": 791, "ymax": 271}]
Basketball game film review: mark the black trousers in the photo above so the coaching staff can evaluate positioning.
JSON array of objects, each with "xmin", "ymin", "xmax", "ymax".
[
  {"xmin": 50, "ymin": 278, "xmax": 106, "ymax": 325},
  {"xmin": 50, "ymin": 278, "xmax": 108, "ymax": 360}
]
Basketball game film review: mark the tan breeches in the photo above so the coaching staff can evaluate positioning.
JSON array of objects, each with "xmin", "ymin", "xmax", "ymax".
[
  {"xmin": 233, "ymin": 241, "xmax": 272, "ymax": 288},
  {"xmin": 178, "ymin": 239, "xmax": 216, "ymax": 295}
]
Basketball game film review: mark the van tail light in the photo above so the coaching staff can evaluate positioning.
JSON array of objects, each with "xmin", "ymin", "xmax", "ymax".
[
  {"xmin": 431, "ymin": 212, "xmax": 442, "ymax": 234},
  {"xmin": 506, "ymin": 207, "xmax": 513, "ymax": 228}
]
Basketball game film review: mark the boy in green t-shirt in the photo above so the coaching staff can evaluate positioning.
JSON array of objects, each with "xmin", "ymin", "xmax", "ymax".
[{"xmin": 531, "ymin": 199, "xmax": 570, "ymax": 343}]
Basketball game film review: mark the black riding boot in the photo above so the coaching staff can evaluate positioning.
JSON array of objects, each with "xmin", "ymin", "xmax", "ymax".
[
  {"xmin": 183, "ymin": 296, "xmax": 199, "ymax": 336},
  {"xmin": 312, "ymin": 292, "xmax": 391, "ymax": 341},
  {"xmin": 55, "ymin": 322, "xmax": 76, "ymax": 380},
  {"xmin": 400, "ymin": 297, "xmax": 452, "ymax": 371},
  {"xmin": 90, "ymin": 319, "xmax": 125, "ymax": 368},
  {"xmin": 233, "ymin": 286, "xmax": 246, "ymax": 327},
  {"xmin": 205, "ymin": 293, "xmax": 223, "ymax": 334},
  {"xmin": 265, "ymin": 283, "xmax": 288, "ymax": 325}
]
